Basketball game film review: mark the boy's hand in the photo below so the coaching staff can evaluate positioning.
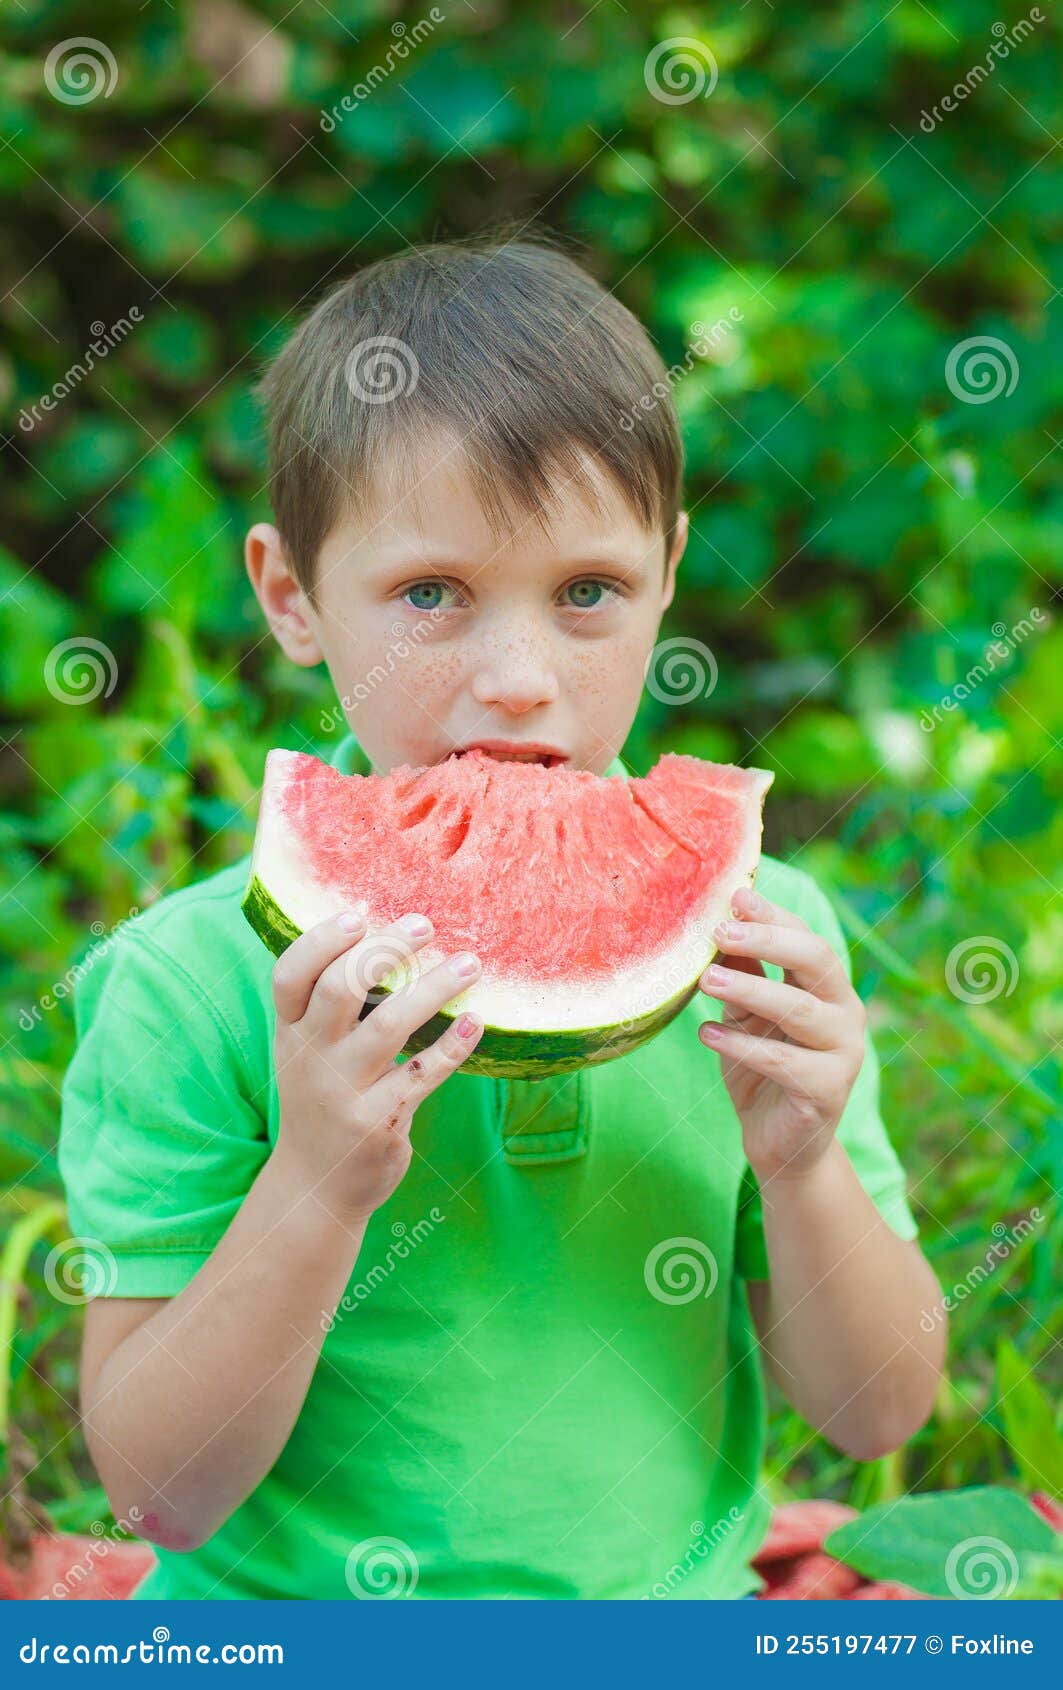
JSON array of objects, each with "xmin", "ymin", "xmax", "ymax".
[
  {"xmin": 696, "ymin": 887, "xmax": 866, "ymax": 1183},
  {"xmin": 270, "ymin": 911, "xmax": 483, "ymax": 1223}
]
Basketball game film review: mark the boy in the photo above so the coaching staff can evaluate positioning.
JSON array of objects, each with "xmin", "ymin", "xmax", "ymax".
[{"xmin": 59, "ymin": 233, "xmax": 944, "ymax": 1601}]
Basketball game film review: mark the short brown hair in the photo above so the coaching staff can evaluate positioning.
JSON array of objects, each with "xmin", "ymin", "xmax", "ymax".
[{"xmin": 257, "ymin": 226, "xmax": 684, "ymax": 605}]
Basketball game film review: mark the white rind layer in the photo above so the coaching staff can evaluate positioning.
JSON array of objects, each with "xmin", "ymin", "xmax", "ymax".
[{"xmin": 249, "ymin": 751, "xmax": 772, "ymax": 1034}]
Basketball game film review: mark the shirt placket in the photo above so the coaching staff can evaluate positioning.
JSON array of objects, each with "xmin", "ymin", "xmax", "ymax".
[{"xmin": 495, "ymin": 1069, "xmax": 590, "ymax": 1166}]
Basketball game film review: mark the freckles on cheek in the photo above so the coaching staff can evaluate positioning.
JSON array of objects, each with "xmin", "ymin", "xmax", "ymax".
[
  {"xmin": 407, "ymin": 649, "xmax": 464, "ymax": 690},
  {"xmin": 367, "ymin": 647, "xmax": 464, "ymax": 751},
  {"xmin": 567, "ymin": 640, "xmax": 644, "ymax": 715}
]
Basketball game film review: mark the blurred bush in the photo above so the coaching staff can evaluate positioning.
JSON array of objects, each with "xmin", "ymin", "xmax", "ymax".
[{"xmin": 1, "ymin": 0, "xmax": 1060, "ymax": 1519}]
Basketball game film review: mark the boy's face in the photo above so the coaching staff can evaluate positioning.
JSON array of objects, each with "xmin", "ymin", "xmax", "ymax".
[{"xmin": 248, "ymin": 432, "xmax": 687, "ymax": 776}]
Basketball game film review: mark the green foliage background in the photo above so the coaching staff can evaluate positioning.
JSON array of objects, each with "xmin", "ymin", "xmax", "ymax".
[{"xmin": 1, "ymin": 0, "xmax": 1061, "ymax": 1534}]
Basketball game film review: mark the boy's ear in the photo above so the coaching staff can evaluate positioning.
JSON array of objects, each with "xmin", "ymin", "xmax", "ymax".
[
  {"xmin": 245, "ymin": 523, "xmax": 323, "ymax": 667},
  {"xmin": 661, "ymin": 510, "xmax": 688, "ymax": 615}
]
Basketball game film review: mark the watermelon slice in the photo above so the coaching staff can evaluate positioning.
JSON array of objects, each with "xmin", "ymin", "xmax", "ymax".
[{"xmin": 243, "ymin": 747, "xmax": 773, "ymax": 1079}]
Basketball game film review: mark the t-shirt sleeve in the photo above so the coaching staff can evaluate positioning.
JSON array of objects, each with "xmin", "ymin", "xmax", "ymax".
[
  {"xmin": 58, "ymin": 926, "xmax": 271, "ymax": 1297},
  {"xmin": 733, "ymin": 875, "xmax": 919, "ymax": 1283}
]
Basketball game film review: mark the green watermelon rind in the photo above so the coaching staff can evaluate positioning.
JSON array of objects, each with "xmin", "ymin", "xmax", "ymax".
[{"xmin": 242, "ymin": 860, "xmax": 755, "ymax": 1082}]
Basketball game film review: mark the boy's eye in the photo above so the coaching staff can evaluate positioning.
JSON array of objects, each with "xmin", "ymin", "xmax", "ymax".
[
  {"xmin": 562, "ymin": 578, "xmax": 619, "ymax": 610},
  {"xmin": 398, "ymin": 577, "xmax": 622, "ymax": 613},
  {"xmin": 401, "ymin": 580, "xmax": 459, "ymax": 612}
]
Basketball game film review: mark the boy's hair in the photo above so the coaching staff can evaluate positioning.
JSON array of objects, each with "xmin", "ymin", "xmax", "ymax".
[{"xmin": 256, "ymin": 227, "xmax": 684, "ymax": 606}]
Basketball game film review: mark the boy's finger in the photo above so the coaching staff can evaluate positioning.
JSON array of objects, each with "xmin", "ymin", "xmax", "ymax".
[
  {"xmin": 370, "ymin": 1012, "xmax": 484, "ymax": 1119},
  {"xmin": 730, "ymin": 886, "xmax": 804, "ymax": 929},
  {"xmin": 348, "ymin": 952, "xmax": 482, "ymax": 1086},
  {"xmin": 271, "ymin": 910, "xmax": 369, "ymax": 1024},
  {"xmin": 709, "ymin": 950, "xmax": 764, "ymax": 980},
  {"xmin": 710, "ymin": 919, "xmax": 849, "ymax": 1002},
  {"xmin": 307, "ymin": 915, "xmax": 441, "ymax": 1038},
  {"xmin": 698, "ymin": 1019, "xmax": 829, "ymax": 1092},
  {"xmin": 698, "ymin": 965, "xmax": 842, "ymax": 1051}
]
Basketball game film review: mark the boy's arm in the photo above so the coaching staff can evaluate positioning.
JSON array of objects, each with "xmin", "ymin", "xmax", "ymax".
[
  {"xmin": 697, "ymin": 883, "xmax": 944, "ymax": 1459},
  {"xmin": 80, "ymin": 907, "xmax": 486, "ymax": 1552},
  {"xmin": 743, "ymin": 1141, "xmax": 945, "ymax": 1461},
  {"xmin": 81, "ymin": 1155, "xmax": 370, "ymax": 1550}
]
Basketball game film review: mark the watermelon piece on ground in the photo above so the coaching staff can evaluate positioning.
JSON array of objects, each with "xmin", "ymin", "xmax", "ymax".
[
  {"xmin": 850, "ymin": 1580, "xmax": 931, "ymax": 1599},
  {"xmin": 0, "ymin": 1532, "xmax": 156, "ymax": 1599},
  {"xmin": 243, "ymin": 747, "xmax": 773, "ymax": 1078},
  {"xmin": 753, "ymin": 1499, "xmax": 859, "ymax": 1564},
  {"xmin": 1030, "ymin": 1492, "xmax": 1063, "ymax": 1533},
  {"xmin": 757, "ymin": 1551, "xmax": 863, "ymax": 1600}
]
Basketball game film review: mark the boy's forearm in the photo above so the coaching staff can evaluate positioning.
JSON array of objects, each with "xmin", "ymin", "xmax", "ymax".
[
  {"xmin": 83, "ymin": 1147, "xmax": 367, "ymax": 1551},
  {"xmin": 749, "ymin": 1139, "xmax": 945, "ymax": 1461}
]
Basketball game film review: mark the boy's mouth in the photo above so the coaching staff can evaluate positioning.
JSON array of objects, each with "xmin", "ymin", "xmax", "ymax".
[{"xmin": 447, "ymin": 742, "xmax": 567, "ymax": 768}]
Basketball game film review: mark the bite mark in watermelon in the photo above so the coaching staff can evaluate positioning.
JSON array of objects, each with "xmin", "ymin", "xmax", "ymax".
[{"xmin": 243, "ymin": 747, "xmax": 773, "ymax": 1079}]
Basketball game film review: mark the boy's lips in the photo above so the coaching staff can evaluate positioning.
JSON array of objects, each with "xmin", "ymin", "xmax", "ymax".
[{"xmin": 446, "ymin": 740, "xmax": 568, "ymax": 767}]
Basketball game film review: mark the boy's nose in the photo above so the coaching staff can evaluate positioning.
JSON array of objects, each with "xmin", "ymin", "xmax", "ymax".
[{"xmin": 469, "ymin": 639, "xmax": 560, "ymax": 714}]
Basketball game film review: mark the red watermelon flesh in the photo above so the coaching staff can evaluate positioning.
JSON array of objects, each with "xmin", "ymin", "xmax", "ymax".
[
  {"xmin": 753, "ymin": 1499, "xmax": 860, "ymax": 1563},
  {"xmin": 243, "ymin": 746, "xmax": 773, "ymax": 1079},
  {"xmin": 0, "ymin": 1532, "xmax": 156, "ymax": 1600}
]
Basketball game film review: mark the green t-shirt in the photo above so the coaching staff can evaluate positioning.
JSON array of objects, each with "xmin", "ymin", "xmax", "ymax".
[{"xmin": 58, "ymin": 731, "xmax": 918, "ymax": 1601}]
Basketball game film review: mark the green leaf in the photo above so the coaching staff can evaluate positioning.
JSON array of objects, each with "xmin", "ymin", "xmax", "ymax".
[
  {"xmin": 0, "ymin": 547, "xmax": 75, "ymax": 715},
  {"xmin": 113, "ymin": 171, "xmax": 256, "ymax": 277},
  {"xmin": 997, "ymin": 1341, "xmax": 1063, "ymax": 1497},
  {"xmin": 37, "ymin": 417, "xmax": 142, "ymax": 496},
  {"xmin": 133, "ymin": 307, "xmax": 217, "ymax": 387},
  {"xmin": 824, "ymin": 1487, "xmax": 1057, "ymax": 1598},
  {"xmin": 89, "ymin": 441, "xmax": 233, "ymax": 634}
]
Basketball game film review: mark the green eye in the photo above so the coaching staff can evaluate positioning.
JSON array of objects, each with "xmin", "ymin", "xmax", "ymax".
[
  {"xmin": 564, "ymin": 579, "xmax": 615, "ymax": 609},
  {"xmin": 402, "ymin": 581, "xmax": 456, "ymax": 611}
]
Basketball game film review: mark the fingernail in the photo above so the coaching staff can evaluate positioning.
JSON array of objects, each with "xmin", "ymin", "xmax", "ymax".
[
  {"xmin": 400, "ymin": 913, "xmax": 433, "ymax": 935},
  {"xmin": 715, "ymin": 919, "xmax": 740, "ymax": 942},
  {"xmin": 339, "ymin": 911, "xmax": 365, "ymax": 933},
  {"xmin": 456, "ymin": 1013, "xmax": 481, "ymax": 1038},
  {"xmin": 705, "ymin": 964, "xmax": 729, "ymax": 987},
  {"xmin": 452, "ymin": 952, "xmax": 480, "ymax": 977},
  {"xmin": 700, "ymin": 1021, "xmax": 724, "ymax": 1044}
]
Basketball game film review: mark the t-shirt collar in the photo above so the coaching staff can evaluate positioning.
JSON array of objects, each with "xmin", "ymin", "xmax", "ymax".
[{"xmin": 327, "ymin": 729, "xmax": 630, "ymax": 780}]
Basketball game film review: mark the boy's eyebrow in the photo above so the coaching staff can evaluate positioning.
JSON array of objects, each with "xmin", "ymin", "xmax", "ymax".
[{"xmin": 368, "ymin": 547, "xmax": 655, "ymax": 579}]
